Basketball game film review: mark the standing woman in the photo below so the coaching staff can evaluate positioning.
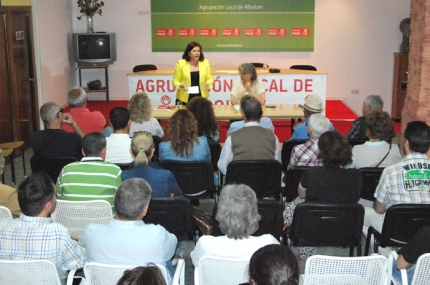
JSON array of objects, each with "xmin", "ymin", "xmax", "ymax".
[
  {"xmin": 172, "ymin": 42, "xmax": 214, "ymax": 104},
  {"xmin": 230, "ymin": 63, "xmax": 266, "ymax": 105}
]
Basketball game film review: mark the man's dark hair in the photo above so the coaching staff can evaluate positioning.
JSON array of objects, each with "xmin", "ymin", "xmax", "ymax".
[
  {"xmin": 18, "ymin": 172, "xmax": 54, "ymax": 216},
  {"xmin": 110, "ymin": 107, "xmax": 130, "ymax": 130},
  {"xmin": 115, "ymin": 178, "xmax": 152, "ymax": 220},
  {"xmin": 241, "ymin": 98, "xmax": 262, "ymax": 121},
  {"xmin": 405, "ymin": 121, "xmax": 430, "ymax": 153},
  {"xmin": 83, "ymin": 132, "xmax": 106, "ymax": 157}
]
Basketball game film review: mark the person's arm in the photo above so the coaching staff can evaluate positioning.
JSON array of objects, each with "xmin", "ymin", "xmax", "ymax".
[
  {"xmin": 397, "ymin": 254, "xmax": 413, "ymax": 269},
  {"xmin": 373, "ymin": 200, "xmax": 387, "ymax": 214},
  {"xmin": 373, "ymin": 169, "xmax": 389, "ymax": 214},
  {"xmin": 298, "ymin": 182, "xmax": 307, "ymax": 198},
  {"xmin": 151, "ymin": 118, "xmax": 165, "ymax": 139},
  {"xmin": 230, "ymin": 80, "xmax": 248, "ymax": 105},
  {"xmin": 60, "ymin": 230, "xmax": 87, "ymax": 271},
  {"xmin": 203, "ymin": 59, "xmax": 214, "ymax": 90},
  {"xmin": 288, "ymin": 147, "xmax": 297, "ymax": 170},
  {"xmin": 172, "ymin": 60, "xmax": 189, "ymax": 91},
  {"xmin": 167, "ymin": 173, "xmax": 183, "ymax": 197},
  {"xmin": 217, "ymin": 137, "xmax": 232, "ymax": 175},
  {"xmin": 250, "ymin": 79, "xmax": 266, "ymax": 104},
  {"xmin": 347, "ymin": 119, "xmax": 360, "ymax": 140},
  {"xmin": 62, "ymin": 113, "xmax": 85, "ymax": 137},
  {"xmin": 190, "ymin": 238, "xmax": 205, "ymax": 267},
  {"xmin": 161, "ymin": 228, "xmax": 178, "ymax": 262},
  {"xmin": 274, "ymin": 135, "xmax": 281, "ymax": 162}
]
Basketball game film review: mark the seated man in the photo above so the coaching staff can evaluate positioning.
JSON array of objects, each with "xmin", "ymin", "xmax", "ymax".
[
  {"xmin": 62, "ymin": 86, "xmax": 106, "ymax": 134},
  {"xmin": 105, "ymin": 107, "xmax": 133, "ymax": 164},
  {"xmin": 288, "ymin": 113, "xmax": 330, "ymax": 169},
  {"xmin": 218, "ymin": 98, "xmax": 281, "ymax": 175},
  {"xmin": 290, "ymin": 94, "xmax": 334, "ymax": 140},
  {"xmin": 363, "ymin": 121, "xmax": 430, "ymax": 252},
  {"xmin": 32, "ymin": 102, "xmax": 84, "ymax": 159},
  {"xmin": 83, "ymin": 178, "xmax": 177, "ymax": 282},
  {"xmin": 56, "ymin": 132, "xmax": 122, "ymax": 210},
  {"xmin": 0, "ymin": 172, "xmax": 86, "ymax": 280},
  {"xmin": 0, "ymin": 150, "xmax": 20, "ymax": 218},
  {"xmin": 227, "ymin": 95, "xmax": 275, "ymax": 137}
]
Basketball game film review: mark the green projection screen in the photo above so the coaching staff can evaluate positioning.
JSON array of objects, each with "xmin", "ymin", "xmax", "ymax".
[{"xmin": 151, "ymin": 0, "xmax": 315, "ymax": 52}]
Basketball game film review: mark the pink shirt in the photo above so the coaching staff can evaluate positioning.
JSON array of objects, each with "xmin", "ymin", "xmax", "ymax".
[{"xmin": 62, "ymin": 108, "xmax": 106, "ymax": 134}]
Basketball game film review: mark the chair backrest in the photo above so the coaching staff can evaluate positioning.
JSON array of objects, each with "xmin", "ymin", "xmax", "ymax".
[
  {"xmin": 283, "ymin": 166, "xmax": 310, "ymax": 202},
  {"xmin": 253, "ymin": 200, "xmax": 284, "ymax": 241},
  {"xmin": 412, "ymin": 253, "xmax": 430, "ymax": 285},
  {"xmin": 0, "ymin": 259, "xmax": 62, "ymax": 284},
  {"xmin": 380, "ymin": 204, "xmax": 430, "ymax": 247},
  {"xmin": 0, "ymin": 206, "xmax": 12, "ymax": 218},
  {"xmin": 30, "ymin": 156, "xmax": 78, "ymax": 183},
  {"xmin": 281, "ymin": 139, "xmax": 307, "ymax": 172},
  {"xmin": 143, "ymin": 197, "xmax": 196, "ymax": 241},
  {"xmin": 207, "ymin": 137, "xmax": 222, "ymax": 171},
  {"xmin": 84, "ymin": 262, "xmax": 167, "ymax": 285},
  {"xmin": 198, "ymin": 256, "xmax": 249, "ymax": 285},
  {"xmin": 225, "ymin": 160, "xmax": 282, "ymax": 199},
  {"xmin": 303, "ymin": 255, "xmax": 387, "ymax": 285},
  {"xmin": 132, "ymin": 64, "xmax": 157, "ymax": 72},
  {"xmin": 347, "ymin": 139, "xmax": 367, "ymax": 148},
  {"xmin": 358, "ymin": 167, "xmax": 384, "ymax": 201},
  {"xmin": 152, "ymin": 135, "xmax": 163, "ymax": 161},
  {"xmin": 114, "ymin": 163, "xmax": 131, "ymax": 171},
  {"xmin": 289, "ymin": 203, "xmax": 364, "ymax": 250},
  {"xmin": 290, "ymin": 65, "xmax": 317, "ymax": 71},
  {"xmin": 159, "ymin": 160, "xmax": 214, "ymax": 198},
  {"xmin": 51, "ymin": 200, "xmax": 113, "ymax": 247}
]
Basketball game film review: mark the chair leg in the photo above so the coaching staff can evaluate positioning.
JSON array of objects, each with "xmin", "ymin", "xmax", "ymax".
[
  {"xmin": 357, "ymin": 241, "xmax": 362, "ymax": 256},
  {"xmin": 10, "ymin": 152, "xmax": 16, "ymax": 186},
  {"xmin": 364, "ymin": 233, "xmax": 372, "ymax": 256},
  {"xmin": 349, "ymin": 245, "xmax": 354, "ymax": 257},
  {"xmin": 1, "ymin": 172, "xmax": 4, "ymax": 184},
  {"xmin": 21, "ymin": 147, "xmax": 26, "ymax": 178},
  {"xmin": 373, "ymin": 239, "xmax": 379, "ymax": 254}
]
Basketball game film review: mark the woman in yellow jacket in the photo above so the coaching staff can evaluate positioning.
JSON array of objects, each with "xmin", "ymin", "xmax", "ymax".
[{"xmin": 173, "ymin": 42, "xmax": 214, "ymax": 104}]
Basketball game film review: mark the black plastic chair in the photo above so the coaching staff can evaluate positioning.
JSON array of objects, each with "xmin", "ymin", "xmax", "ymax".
[
  {"xmin": 359, "ymin": 167, "xmax": 384, "ymax": 201},
  {"xmin": 159, "ymin": 160, "xmax": 214, "ymax": 200},
  {"xmin": 143, "ymin": 197, "xmax": 197, "ymax": 241},
  {"xmin": 225, "ymin": 160, "xmax": 283, "ymax": 200},
  {"xmin": 281, "ymin": 139, "xmax": 307, "ymax": 173},
  {"xmin": 30, "ymin": 156, "xmax": 78, "ymax": 183},
  {"xmin": 283, "ymin": 166, "xmax": 310, "ymax": 202},
  {"xmin": 132, "ymin": 64, "xmax": 157, "ymax": 72},
  {"xmin": 364, "ymin": 204, "xmax": 430, "ymax": 255},
  {"xmin": 152, "ymin": 136, "xmax": 163, "ymax": 163},
  {"xmin": 290, "ymin": 65, "xmax": 317, "ymax": 71},
  {"xmin": 285, "ymin": 203, "xmax": 365, "ymax": 256},
  {"xmin": 114, "ymin": 163, "xmax": 132, "ymax": 171},
  {"xmin": 251, "ymin": 63, "xmax": 265, "ymax": 68},
  {"xmin": 347, "ymin": 139, "xmax": 367, "ymax": 148}
]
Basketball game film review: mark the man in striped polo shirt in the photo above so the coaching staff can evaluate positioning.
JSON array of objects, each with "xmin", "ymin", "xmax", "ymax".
[{"xmin": 56, "ymin": 132, "xmax": 122, "ymax": 211}]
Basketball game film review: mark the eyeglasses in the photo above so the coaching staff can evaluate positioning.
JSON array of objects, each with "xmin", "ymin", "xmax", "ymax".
[
  {"xmin": 56, "ymin": 108, "xmax": 64, "ymax": 118},
  {"xmin": 239, "ymin": 72, "xmax": 248, "ymax": 76}
]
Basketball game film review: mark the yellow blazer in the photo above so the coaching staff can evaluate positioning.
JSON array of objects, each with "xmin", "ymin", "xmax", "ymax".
[{"xmin": 172, "ymin": 59, "xmax": 214, "ymax": 103}]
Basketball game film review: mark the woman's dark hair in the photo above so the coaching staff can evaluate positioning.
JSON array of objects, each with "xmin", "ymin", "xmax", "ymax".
[
  {"xmin": 366, "ymin": 111, "xmax": 394, "ymax": 142},
  {"xmin": 167, "ymin": 109, "xmax": 200, "ymax": 157},
  {"xmin": 187, "ymin": 97, "xmax": 219, "ymax": 139},
  {"xmin": 317, "ymin": 130, "xmax": 352, "ymax": 167},
  {"xmin": 116, "ymin": 264, "xmax": 167, "ymax": 285},
  {"xmin": 182, "ymin": 42, "xmax": 204, "ymax": 62},
  {"xmin": 249, "ymin": 244, "xmax": 299, "ymax": 285}
]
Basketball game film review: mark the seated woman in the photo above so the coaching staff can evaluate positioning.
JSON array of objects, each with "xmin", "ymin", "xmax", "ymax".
[
  {"xmin": 186, "ymin": 97, "xmax": 220, "ymax": 141},
  {"xmin": 283, "ymin": 130, "xmax": 362, "ymax": 260},
  {"xmin": 190, "ymin": 184, "xmax": 279, "ymax": 276},
  {"xmin": 249, "ymin": 244, "xmax": 299, "ymax": 285},
  {"xmin": 117, "ymin": 264, "xmax": 167, "ymax": 285},
  {"xmin": 128, "ymin": 92, "xmax": 164, "ymax": 138},
  {"xmin": 159, "ymin": 109, "xmax": 211, "ymax": 162},
  {"xmin": 351, "ymin": 111, "xmax": 401, "ymax": 168},
  {"xmin": 121, "ymin": 131, "xmax": 182, "ymax": 198},
  {"xmin": 230, "ymin": 63, "xmax": 266, "ymax": 105}
]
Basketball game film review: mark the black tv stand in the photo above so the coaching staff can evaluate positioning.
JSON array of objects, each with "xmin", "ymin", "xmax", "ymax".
[{"xmin": 78, "ymin": 64, "xmax": 109, "ymax": 103}]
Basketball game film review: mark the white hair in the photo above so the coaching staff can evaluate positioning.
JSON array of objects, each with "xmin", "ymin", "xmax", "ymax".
[
  {"xmin": 39, "ymin": 102, "xmax": 61, "ymax": 125},
  {"xmin": 68, "ymin": 86, "xmax": 86, "ymax": 107},
  {"xmin": 364, "ymin": 95, "xmax": 383, "ymax": 111},
  {"xmin": 308, "ymin": 114, "xmax": 330, "ymax": 138}
]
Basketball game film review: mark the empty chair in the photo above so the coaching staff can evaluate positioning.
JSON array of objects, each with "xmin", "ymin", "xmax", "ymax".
[
  {"xmin": 196, "ymin": 256, "xmax": 249, "ymax": 285},
  {"xmin": 290, "ymin": 65, "xmax": 317, "ymax": 71},
  {"xmin": 0, "ymin": 259, "xmax": 82, "ymax": 285},
  {"xmin": 358, "ymin": 167, "xmax": 384, "ymax": 201},
  {"xmin": 364, "ymin": 204, "xmax": 430, "ymax": 255},
  {"xmin": 283, "ymin": 166, "xmax": 310, "ymax": 202},
  {"xmin": 133, "ymin": 64, "xmax": 157, "ymax": 72},
  {"xmin": 51, "ymin": 200, "xmax": 113, "ymax": 247},
  {"xmin": 389, "ymin": 251, "xmax": 430, "ymax": 285},
  {"xmin": 0, "ymin": 206, "xmax": 12, "ymax": 219},
  {"xmin": 30, "ymin": 156, "xmax": 78, "ymax": 183},
  {"xmin": 281, "ymin": 139, "xmax": 307, "ymax": 173},
  {"xmin": 301, "ymin": 254, "xmax": 387, "ymax": 285}
]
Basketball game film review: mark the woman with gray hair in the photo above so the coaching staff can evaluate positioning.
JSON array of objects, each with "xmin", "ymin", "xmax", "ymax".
[
  {"xmin": 230, "ymin": 63, "xmax": 266, "ymax": 105},
  {"xmin": 190, "ymin": 184, "xmax": 279, "ymax": 275}
]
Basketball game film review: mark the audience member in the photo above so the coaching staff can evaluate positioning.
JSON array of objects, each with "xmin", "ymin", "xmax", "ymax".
[
  {"xmin": 105, "ymin": 107, "xmax": 133, "ymax": 164},
  {"xmin": 121, "ymin": 131, "xmax": 182, "ymax": 197},
  {"xmin": 117, "ymin": 264, "xmax": 167, "ymax": 285},
  {"xmin": 56, "ymin": 132, "xmax": 122, "ymax": 210},
  {"xmin": 191, "ymin": 184, "xmax": 279, "ymax": 277},
  {"xmin": 218, "ymin": 98, "xmax": 281, "ymax": 175},
  {"xmin": 187, "ymin": 97, "xmax": 220, "ymax": 141},
  {"xmin": 62, "ymin": 86, "xmax": 106, "ymax": 134},
  {"xmin": 230, "ymin": 63, "xmax": 265, "ymax": 105},
  {"xmin": 291, "ymin": 94, "xmax": 334, "ymax": 140},
  {"xmin": 128, "ymin": 92, "xmax": 164, "ymax": 138},
  {"xmin": 0, "ymin": 172, "xmax": 86, "ymax": 280},
  {"xmin": 0, "ymin": 149, "xmax": 20, "ymax": 218},
  {"xmin": 284, "ymin": 130, "xmax": 362, "ymax": 260},
  {"xmin": 159, "ymin": 109, "xmax": 211, "ymax": 162},
  {"xmin": 363, "ymin": 121, "xmax": 430, "ymax": 254},
  {"xmin": 288, "ymin": 113, "xmax": 330, "ymax": 169},
  {"xmin": 227, "ymin": 95, "xmax": 275, "ymax": 137},
  {"xmin": 347, "ymin": 95, "xmax": 384, "ymax": 140},
  {"xmin": 351, "ymin": 111, "xmax": 401, "ymax": 169},
  {"xmin": 32, "ymin": 102, "xmax": 84, "ymax": 159},
  {"xmin": 84, "ymin": 178, "xmax": 177, "ymax": 283},
  {"xmin": 249, "ymin": 244, "xmax": 299, "ymax": 285}
]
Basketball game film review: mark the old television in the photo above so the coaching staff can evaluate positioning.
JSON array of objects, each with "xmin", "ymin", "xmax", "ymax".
[{"xmin": 72, "ymin": 33, "xmax": 116, "ymax": 65}]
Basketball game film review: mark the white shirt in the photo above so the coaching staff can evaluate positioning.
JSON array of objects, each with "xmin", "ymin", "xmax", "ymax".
[
  {"xmin": 129, "ymin": 118, "xmax": 164, "ymax": 138},
  {"xmin": 351, "ymin": 141, "xmax": 402, "ymax": 168},
  {"xmin": 105, "ymin": 134, "xmax": 133, "ymax": 163}
]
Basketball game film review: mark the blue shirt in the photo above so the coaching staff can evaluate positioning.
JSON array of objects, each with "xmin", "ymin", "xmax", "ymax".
[
  {"xmin": 290, "ymin": 118, "xmax": 335, "ymax": 140},
  {"xmin": 159, "ymin": 136, "xmax": 211, "ymax": 162},
  {"xmin": 121, "ymin": 163, "xmax": 183, "ymax": 198},
  {"xmin": 227, "ymin": 117, "xmax": 275, "ymax": 137}
]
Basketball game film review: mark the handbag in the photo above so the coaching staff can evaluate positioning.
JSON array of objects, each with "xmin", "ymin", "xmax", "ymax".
[
  {"xmin": 193, "ymin": 206, "xmax": 213, "ymax": 235},
  {"xmin": 87, "ymin": 79, "xmax": 102, "ymax": 90}
]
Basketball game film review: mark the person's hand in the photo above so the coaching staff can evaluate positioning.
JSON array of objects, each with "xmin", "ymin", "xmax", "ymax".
[
  {"xmin": 245, "ymin": 82, "xmax": 251, "ymax": 92},
  {"xmin": 62, "ymin": 113, "xmax": 75, "ymax": 126},
  {"xmin": 179, "ymin": 83, "xmax": 188, "ymax": 92},
  {"xmin": 169, "ymin": 193, "xmax": 175, "ymax": 197},
  {"xmin": 204, "ymin": 82, "xmax": 211, "ymax": 91},
  {"xmin": 71, "ymin": 236, "xmax": 79, "ymax": 241}
]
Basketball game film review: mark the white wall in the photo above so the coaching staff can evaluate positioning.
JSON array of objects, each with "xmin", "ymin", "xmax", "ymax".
[{"xmin": 34, "ymin": 0, "xmax": 410, "ymax": 115}]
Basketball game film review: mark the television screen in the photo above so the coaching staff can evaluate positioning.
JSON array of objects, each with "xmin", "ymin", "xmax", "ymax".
[{"xmin": 72, "ymin": 33, "xmax": 116, "ymax": 65}]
